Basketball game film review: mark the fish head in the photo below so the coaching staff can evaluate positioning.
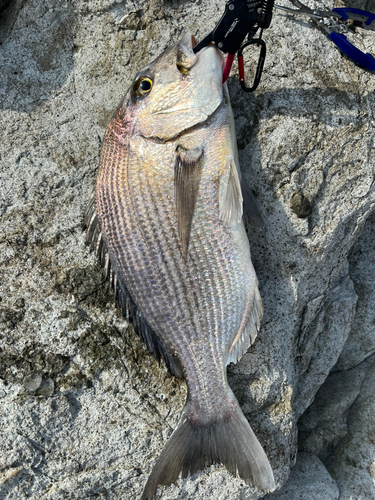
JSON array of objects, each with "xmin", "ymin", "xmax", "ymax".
[{"xmin": 128, "ymin": 34, "xmax": 224, "ymax": 141}]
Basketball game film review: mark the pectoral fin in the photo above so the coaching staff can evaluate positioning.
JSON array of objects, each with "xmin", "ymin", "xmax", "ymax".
[
  {"xmin": 174, "ymin": 146, "xmax": 203, "ymax": 257},
  {"xmin": 227, "ymin": 286, "xmax": 263, "ymax": 365},
  {"xmin": 219, "ymin": 159, "xmax": 243, "ymax": 225}
]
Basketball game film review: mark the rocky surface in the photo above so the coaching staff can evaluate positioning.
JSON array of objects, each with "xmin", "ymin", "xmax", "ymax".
[
  {"xmin": 299, "ymin": 354, "xmax": 375, "ymax": 500},
  {"xmin": 336, "ymin": 211, "xmax": 375, "ymax": 371},
  {"xmin": 0, "ymin": 0, "xmax": 374, "ymax": 499},
  {"xmin": 264, "ymin": 452, "xmax": 340, "ymax": 500}
]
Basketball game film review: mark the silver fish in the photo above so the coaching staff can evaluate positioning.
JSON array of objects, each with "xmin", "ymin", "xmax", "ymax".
[{"xmin": 86, "ymin": 33, "xmax": 275, "ymax": 499}]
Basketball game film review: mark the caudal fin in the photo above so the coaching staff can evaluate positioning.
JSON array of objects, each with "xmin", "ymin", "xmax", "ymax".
[{"xmin": 141, "ymin": 398, "xmax": 275, "ymax": 499}]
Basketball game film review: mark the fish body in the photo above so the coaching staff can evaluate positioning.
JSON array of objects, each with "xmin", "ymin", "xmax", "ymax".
[{"xmin": 87, "ymin": 34, "xmax": 275, "ymax": 499}]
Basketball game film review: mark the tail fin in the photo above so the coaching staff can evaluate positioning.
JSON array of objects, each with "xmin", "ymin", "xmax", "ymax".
[{"xmin": 141, "ymin": 398, "xmax": 275, "ymax": 499}]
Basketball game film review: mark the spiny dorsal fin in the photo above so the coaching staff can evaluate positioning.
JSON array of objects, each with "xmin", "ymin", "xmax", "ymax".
[
  {"xmin": 227, "ymin": 287, "xmax": 263, "ymax": 365},
  {"xmin": 84, "ymin": 195, "xmax": 183, "ymax": 378},
  {"xmin": 219, "ymin": 159, "xmax": 243, "ymax": 225},
  {"xmin": 174, "ymin": 145, "xmax": 203, "ymax": 257}
]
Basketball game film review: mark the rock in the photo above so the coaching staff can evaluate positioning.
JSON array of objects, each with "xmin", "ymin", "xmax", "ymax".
[
  {"xmin": 289, "ymin": 190, "xmax": 312, "ymax": 219},
  {"xmin": 335, "ymin": 212, "xmax": 375, "ymax": 370},
  {"xmin": 294, "ymin": 269, "xmax": 358, "ymax": 417},
  {"xmin": 296, "ymin": 213, "xmax": 375, "ymax": 500},
  {"xmin": 325, "ymin": 356, "xmax": 375, "ymax": 500},
  {"xmin": 298, "ymin": 355, "xmax": 375, "ymax": 500},
  {"xmin": 0, "ymin": 0, "xmax": 23, "ymax": 44},
  {"xmin": 0, "ymin": 0, "xmax": 374, "ymax": 498},
  {"xmin": 264, "ymin": 452, "xmax": 339, "ymax": 500},
  {"xmin": 298, "ymin": 360, "xmax": 368, "ymax": 461},
  {"xmin": 37, "ymin": 378, "xmax": 55, "ymax": 397},
  {"xmin": 23, "ymin": 373, "xmax": 42, "ymax": 393}
]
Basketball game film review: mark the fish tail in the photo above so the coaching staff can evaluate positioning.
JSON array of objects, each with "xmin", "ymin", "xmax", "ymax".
[{"xmin": 141, "ymin": 396, "xmax": 275, "ymax": 499}]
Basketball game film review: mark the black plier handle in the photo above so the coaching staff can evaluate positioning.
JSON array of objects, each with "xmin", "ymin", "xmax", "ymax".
[
  {"xmin": 193, "ymin": 0, "xmax": 275, "ymax": 91},
  {"xmin": 193, "ymin": 0, "xmax": 261, "ymax": 54}
]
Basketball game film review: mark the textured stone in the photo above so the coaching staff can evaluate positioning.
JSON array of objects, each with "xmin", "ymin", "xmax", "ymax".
[
  {"xmin": 37, "ymin": 378, "xmax": 55, "ymax": 397},
  {"xmin": 298, "ymin": 360, "xmax": 369, "ymax": 461},
  {"xmin": 335, "ymin": 212, "xmax": 375, "ymax": 370},
  {"xmin": 0, "ymin": 0, "xmax": 374, "ymax": 498},
  {"xmin": 298, "ymin": 355, "xmax": 375, "ymax": 500},
  {"xmin": 325, "ymin": 356, "xmax": 375, "ymax": 500},
  {"xmin": 294, "ymin": 269, "xmax": 358, "ymax": 417},
  {"xmin": 289, "ymin": 190, "xmax": 312, "ymax": 219},
  {"xmin": 264, "ymin": 453, "xmax": 339, "ymax": 500},
  {"xmin": 23, "ymin": 373, "xmax": 42, "ymax": 393}
]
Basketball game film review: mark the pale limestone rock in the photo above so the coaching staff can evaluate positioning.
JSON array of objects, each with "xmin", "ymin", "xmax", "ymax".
[
  {"xmin": 298, "ymin": 360, "xmax": 369, "ymax": 461},
  {"xmin": 23, "ymin": 373, "xmax": 42, "ymax": 393},
  {"xmin": 294, "ymin": 269, "xmax": 358, "ymax": 417}
]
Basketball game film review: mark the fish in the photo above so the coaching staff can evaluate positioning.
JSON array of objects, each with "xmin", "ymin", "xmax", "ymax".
[{"xmin": 85, "ymin": 33, "xmax": 275, "ymax": 499}]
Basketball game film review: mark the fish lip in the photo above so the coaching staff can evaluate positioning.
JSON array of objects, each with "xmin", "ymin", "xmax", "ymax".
[
  {"xmin": 180, "ymin": 33, "xmax": 197, "ymax": 51},
  {"xmin": 180, "ymin": 33, "xmax": 223, "ymax": 73},
  {"xmin": 153, "ymin": 108, "xmax": 192, "ymax": 116},
  {"xmin": 197, "ymin": 42, "xmax": 225, "ymax": 74}
]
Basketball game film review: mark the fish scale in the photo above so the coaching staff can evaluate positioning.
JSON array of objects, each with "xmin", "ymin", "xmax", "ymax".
[
  {"xmin": 103, "ymin": 122, "xmax": 242, "ymax": 407},
  {"xmin": 111, "ymin": 161, "xmax": 197, "ymax": 345},
  {"xmin": 138, "ymin": 157, "xmax": 238, "ymax": 352},
  {"xmin": 127, "ymin": 133, "xmax": 241, "ymax": 355},
  {"xmin": 89, "ymin": 33, "xmax": 275, "ymax": 499},
  {"xmin": 134, "ymin": 152, "xmax": 202, "ymax": 334}
]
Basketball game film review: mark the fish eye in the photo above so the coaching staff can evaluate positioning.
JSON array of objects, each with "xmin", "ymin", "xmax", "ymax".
[{"xmin": 135, "ymin": 77, "xmax": 153, "ymax": 97}]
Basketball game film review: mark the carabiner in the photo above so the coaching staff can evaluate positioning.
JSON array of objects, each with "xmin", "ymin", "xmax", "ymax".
[{"xmin": 238, "ymin": 38, "xmax": 267, "ymax": 92}]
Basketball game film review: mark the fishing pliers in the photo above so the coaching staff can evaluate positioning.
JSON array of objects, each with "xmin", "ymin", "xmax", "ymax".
[
  {"xmin": 275, "ymin": 0, "xmax": 375, "ymax": 71},
  {"xmin": 193, "ymin": 0, "xmax": 276, "ymax": 91}
]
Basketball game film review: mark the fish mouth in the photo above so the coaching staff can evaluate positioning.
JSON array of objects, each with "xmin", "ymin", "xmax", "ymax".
[
  {"xmin": 180, "ymin": 33, "xmax": 197, "ymax": 51},
  {"xmin": 177, "ymin": 34, "xmax": 199, "ymax": 74},
  {"xmin": 180, "ymin": 33, "xmax": 224, "ymax": 77}
]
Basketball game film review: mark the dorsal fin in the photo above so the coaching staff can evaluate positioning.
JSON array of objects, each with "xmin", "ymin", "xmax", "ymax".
[
  {"xmin": 227, "ymin": 287, "xmax": 263, "ymax": 365},
  {"xmin": 84, "ymin": 195, "xmax": 183, "ymax": 378}
]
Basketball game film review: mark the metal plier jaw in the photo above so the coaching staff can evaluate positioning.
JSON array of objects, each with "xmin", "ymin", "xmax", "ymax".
[
  {"xmin": 193, "ymin": 0, "xmax": 275, "ymax": 91},
  {"xmin": 275, "ymin": 1, "xmax": 375, "ymax": 71}
]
